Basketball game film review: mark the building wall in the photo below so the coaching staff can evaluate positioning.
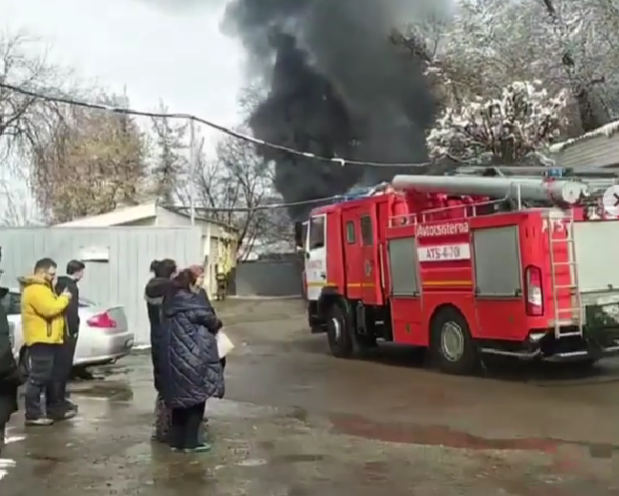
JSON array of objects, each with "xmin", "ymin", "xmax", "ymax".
[{"xmin": 0, "ymin": 227, "xmax": 203, "ymax": 345}]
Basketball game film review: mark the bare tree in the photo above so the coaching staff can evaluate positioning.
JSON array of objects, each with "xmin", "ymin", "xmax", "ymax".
[
  {"xmin": 182, "ymin": 131, "xmax": 287, "ymax": 259},
  {"xmin": 32, "ymin": 94, "xmax": 149, "ymax": 223},
  {"xmin": 0, "ymin": 31, "xmax": 71, "ymax": 162},
  {"xmin": 150, "ymin": 101, "xmax": 188, "ymax": 203}
]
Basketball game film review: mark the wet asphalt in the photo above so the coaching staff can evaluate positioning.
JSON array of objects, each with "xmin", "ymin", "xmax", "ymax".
[{"xmin": 1, "ymin": 298, "xmax": 618, "ymax": 495}]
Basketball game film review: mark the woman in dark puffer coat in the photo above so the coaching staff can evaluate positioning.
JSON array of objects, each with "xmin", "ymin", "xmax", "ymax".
[
  {"xmin": 159, "ymin": 268, "xmax": 224, "ymax": 453},
  {"xmin": 144, "ymin": 259, "xmax": 177, "ymax": 442}
]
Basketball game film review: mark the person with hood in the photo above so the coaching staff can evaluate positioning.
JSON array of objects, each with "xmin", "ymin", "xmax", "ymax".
[
  {"xmin": 159, "ymin": 268, "xmax": 224, "ymax": 453},
  {"xmin": 144, "ymin": 258, "xmax": 177, "ymax": 443},
  {"xmin": 54, "ymin": 259, "xmax": 85, "ymax": 414},
  {"xmin": 0, "ymin": 274, "xmax": 20, "ymax": 454},
  {"xmin": 20, "ymin": 258, "xmax": 73, "ymax": 426}
]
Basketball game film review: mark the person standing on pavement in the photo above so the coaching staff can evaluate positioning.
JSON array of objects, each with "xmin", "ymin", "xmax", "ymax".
[
  {"xmin": 144, "ymin": 259, "xmax": 177, "ymax": 443},
  {"xmin": 188, "ymin": 264, "xmax": 226, "ymax": 372},
  {"xmin": 20, "ymin": 258, "xmax": 73, "ymax": 426},
  {"xmin": 159, "ymin": 268, "xmax": 224, "ymax": 453},
  {"xmin": 0, "ymin": 277, "xmax": 21, "ymax": 454},
  {"xmin": 54, "ymin": 259, "xmax": 85, "ymax": 414}
]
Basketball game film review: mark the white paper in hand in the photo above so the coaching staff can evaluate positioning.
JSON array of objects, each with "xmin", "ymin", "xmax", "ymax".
[{"xmin": 217, "ymin": 330, "xmax": 234, "ymax": 358}]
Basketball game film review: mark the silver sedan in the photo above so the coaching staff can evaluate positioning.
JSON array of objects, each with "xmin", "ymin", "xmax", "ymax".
[{"xmin": 2, "ymin": 288, "xmax": 134, "ymax": 369}]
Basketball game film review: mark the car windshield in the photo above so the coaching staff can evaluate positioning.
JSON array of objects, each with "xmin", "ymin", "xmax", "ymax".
[{"xmin": 1, "ymin": 291, "xmax": 95, "ymax": 314}]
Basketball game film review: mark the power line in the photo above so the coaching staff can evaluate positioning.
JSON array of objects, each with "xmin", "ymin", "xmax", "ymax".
[
  {"xmin": 0, "ymin": 82, "xmax": 455, "ymax": 169},
  {"xmin": 169, "ymin": 193, "xmax": 347, "ymax": 213}
]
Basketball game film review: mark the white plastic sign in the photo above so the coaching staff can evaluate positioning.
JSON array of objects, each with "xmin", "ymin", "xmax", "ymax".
[{"xmin": 417, "ymin": 243, "xmax": 471, "ymax": 262}]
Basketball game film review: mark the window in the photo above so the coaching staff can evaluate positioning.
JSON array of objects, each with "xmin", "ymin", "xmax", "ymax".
[
  {"xmin": 346, "ymin": 221, "xmax": 356, "ymax": 244},
  {"xmin": 360, "ymin": 215, "xmax": 373, "ymax": 246},
  {"xmin": 309, "ymin": 216, "xmax": 325, "ymax": 249}
]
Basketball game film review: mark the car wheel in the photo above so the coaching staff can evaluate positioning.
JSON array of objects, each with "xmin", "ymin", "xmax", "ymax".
[
  {"xmin": 431, "ymin": 307, "xmax": 479, "ymax": 375},
  {"xmin": 326, "ymin": 303, "xmax": 354, "ymax": 358}
]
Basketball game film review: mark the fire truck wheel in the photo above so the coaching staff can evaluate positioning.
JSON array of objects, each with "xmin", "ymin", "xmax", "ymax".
[
  {"xmin": 326, "ymin": 303, "xmax": 354, "ymax": 358},
  {"xmin": 431, "ymin": 307, "xmax": 479, "ymax": 375}
]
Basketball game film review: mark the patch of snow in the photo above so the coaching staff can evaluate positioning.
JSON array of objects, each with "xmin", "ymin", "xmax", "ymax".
[
  {"xmin": 549, "ymin": 120, "xmax": 619, "ymax": 153},
  {"xmin": 427, "ymin": 80, "xmax": 568, "ymax": 163}
]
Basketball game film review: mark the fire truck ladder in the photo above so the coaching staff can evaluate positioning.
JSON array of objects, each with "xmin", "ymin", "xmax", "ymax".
[{"xmin": 546, "ymin": 209, "xmax": 583, "ymax": 338}]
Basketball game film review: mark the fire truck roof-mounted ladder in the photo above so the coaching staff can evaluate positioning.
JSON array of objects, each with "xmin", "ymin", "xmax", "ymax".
[{"xmin": 390, "ymin": 167, "xmax": 619, "ymax": 341}]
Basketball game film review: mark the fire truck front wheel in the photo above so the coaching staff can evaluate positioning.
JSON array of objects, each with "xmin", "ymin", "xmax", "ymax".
[
  {"xmin": 326, "ymin": 303, "xmax": 354, "ymax": 358},
  {"xmin": 431, "ymin": 307, "xmax": 479, "ymax": 375}
]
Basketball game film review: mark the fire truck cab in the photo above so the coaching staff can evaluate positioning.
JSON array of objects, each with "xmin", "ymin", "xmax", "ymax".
[{"xmin": 298, "ymin": 168, "xmax": 619, "ymax": 374}]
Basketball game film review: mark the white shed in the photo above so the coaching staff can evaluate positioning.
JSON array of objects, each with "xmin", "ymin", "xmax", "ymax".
[{"xmin": 55, "ymin": 201, "xmax": 238, "ymax": 296}]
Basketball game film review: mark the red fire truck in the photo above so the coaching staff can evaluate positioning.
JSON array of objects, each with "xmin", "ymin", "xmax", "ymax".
[{"xmin": 296, "ymin": 167, "xmax": 619, "ymax": 374}]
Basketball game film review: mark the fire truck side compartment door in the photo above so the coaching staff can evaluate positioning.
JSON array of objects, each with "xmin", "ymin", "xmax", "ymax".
[
  {"xmin": 387, "ymin": 237, "xmax": 420, "ymax": 296},
  {"xmin": 387, "ymin": 236, "xmax": 423, "ymax": 344},
  {"xmin": 305, "ymin": 214, "xmax": 327, "ymax": 301},
  {"xmin": 472, "ymin": 225, "xmax": 525, "ymax": 340}
]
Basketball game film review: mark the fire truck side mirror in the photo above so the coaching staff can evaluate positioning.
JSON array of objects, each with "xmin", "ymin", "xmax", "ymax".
[{"xmin": 294, "ymin": 221, "xmax": 303, "ymax": 248}]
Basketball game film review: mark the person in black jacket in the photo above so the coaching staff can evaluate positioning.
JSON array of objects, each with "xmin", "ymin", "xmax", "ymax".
[
  {"xmin": 54, "ymin": 260, "xmax": 85, "ymax": 414},
  {"xmin": 159, "ymin": 269, "xmax": 224, "ymax": 453},
  {"xmin": 0, "ymin": 285, "xmax": 20, "ymax": 455},
  {"xmin": 144, "ymin": 258, "xmax": 177, "ymax": 443}
]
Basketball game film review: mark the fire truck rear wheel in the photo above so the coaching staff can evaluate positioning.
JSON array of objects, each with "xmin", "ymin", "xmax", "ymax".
[
  {"xmin": 431, "ymin": 307, "xmax": 479, "ymax": 375},
  {"xmin": 326, "ymin": 303, "xmax": 354, "ymax": 358}
]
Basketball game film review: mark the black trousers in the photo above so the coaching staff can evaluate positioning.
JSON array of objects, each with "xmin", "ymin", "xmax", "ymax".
[
  {"xmin": 24, "ymin": 343, "xmax": 63, "ymax": 420},
  {"xmin": 170, "ymin": 402, "xmax": 206, "ymax": 450},
  {"xmin": 57, "ymin": 335, "xmax": 77, "ymax": 401}
]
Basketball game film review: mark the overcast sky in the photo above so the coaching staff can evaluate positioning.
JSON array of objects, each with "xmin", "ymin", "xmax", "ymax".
[
  {"xmin": 1, "ymin": 0, "xmax": 245, "ymax": 221},
  {"xmin": 2, "ymin": 0, "xmax": 245, "ymax": 148}
]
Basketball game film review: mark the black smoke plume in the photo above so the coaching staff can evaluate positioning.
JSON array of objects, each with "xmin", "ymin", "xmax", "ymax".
[{"xmin": 224, "ymin": 0, "xmax": 444, "ymax": 219}]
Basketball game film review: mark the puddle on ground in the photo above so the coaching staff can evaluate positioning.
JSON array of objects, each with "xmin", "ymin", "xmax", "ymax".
[
  {"xmin": 71, "ymin": 382, "xmax": 133, "ymax": 402},
  {"xmin": 329, "ymin": 413, "xmax": 619, "ymax": 457},
  {"xmin": 237, "ymin": 458, "xmax": 268, "ymax": 467},
  {"xmin": 285, "ymin": 406, "xmax": 309, "ymax": 423},
  {"xmin": 270, "ymin": 453, "xmax": 325, "ymax": 463},
  {"xmin": 361, "ymin": 461, "xmax": 389, "ymax": 482},
  {"xmin": 208, "ymin": 399, "xmax": 279, "ymax": 419}
]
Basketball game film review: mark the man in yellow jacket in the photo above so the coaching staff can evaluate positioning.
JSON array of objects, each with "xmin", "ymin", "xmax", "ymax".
[{"xmin": 21, "ymin": 258, "xmax": 73, "ymax": 426}]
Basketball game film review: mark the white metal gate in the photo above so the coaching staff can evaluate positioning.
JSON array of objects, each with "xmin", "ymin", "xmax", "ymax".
[{"xmin": 0, "ymin": 227, "xmax": 203, "ymax": 345}]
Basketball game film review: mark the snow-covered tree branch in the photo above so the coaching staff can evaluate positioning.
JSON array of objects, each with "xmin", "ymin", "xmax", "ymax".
[{"xmin": 426, "ymin": 81, "xmax": 568, "ymax": 164}]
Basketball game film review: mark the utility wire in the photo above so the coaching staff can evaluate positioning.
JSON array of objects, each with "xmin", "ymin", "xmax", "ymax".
[
  {"xmin": 0, "ymin": 82, "xmax": 455, "ymax": 169},
  {"xmin": 169, "ymin": 194, "xmax": 348, "ymax": 213}
]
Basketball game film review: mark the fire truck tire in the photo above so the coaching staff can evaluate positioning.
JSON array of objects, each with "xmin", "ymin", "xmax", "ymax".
[
  {"xmin": 431, "ymin": 307, "xmax": 479, "ymax": 375},
  {"xmin": 326, "ymin": 303, "xmax": 354, "ymax": 358}
]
